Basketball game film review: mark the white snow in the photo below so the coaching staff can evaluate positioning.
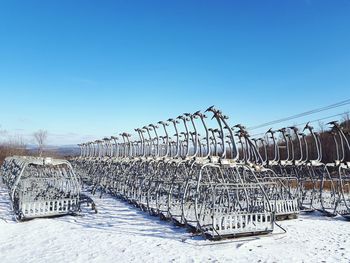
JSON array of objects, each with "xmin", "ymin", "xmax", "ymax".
[{"xmin": 0, "ymin": 184, "xmax": 349, "ymax": 263}]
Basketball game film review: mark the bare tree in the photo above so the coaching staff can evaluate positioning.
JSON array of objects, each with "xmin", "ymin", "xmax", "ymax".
[
  {"xmin": 33, "ymin": 130, "xmax": 48, "ymax": 156},
  {"xmin": 318, "ymin": 121, "xmax": 325, "ymax": 133},
  {"xmin": 342, "ymin": 111, "xmax": 350, "ymax": 131}
]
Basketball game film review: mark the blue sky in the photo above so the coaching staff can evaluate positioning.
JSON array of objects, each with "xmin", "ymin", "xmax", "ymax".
[{"xmin": 0, "ymin": 0, "xmax": 350, "ymax": 145}]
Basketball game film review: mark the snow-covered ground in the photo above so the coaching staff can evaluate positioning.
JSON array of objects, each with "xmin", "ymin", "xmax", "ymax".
[{"xmin": 0, "ymin": 184, "xmax": 349, "ymax": 263}]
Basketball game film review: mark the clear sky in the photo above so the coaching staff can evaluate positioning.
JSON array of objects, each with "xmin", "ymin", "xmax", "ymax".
[{"xmin": 0, "ymin": 0, "xmax": 350, "ymax": 145}]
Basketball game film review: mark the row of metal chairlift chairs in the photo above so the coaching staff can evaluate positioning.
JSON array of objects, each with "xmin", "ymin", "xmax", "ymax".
[
  {"xmin": 256, "ymin": 121, "xmax": 350, "ymax": 218},
  {"xmin": 70, "ymin": 106, "xmax": 349, "ymax": 240}
]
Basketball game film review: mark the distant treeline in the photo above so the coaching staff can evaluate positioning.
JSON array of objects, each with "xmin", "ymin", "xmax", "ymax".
[
  {"xmin": 0, "ymin": 139, "xmax": 27, "ymax": 164},
  {"xmin": 258, "ymin": 117, "xmax": 350, "ymax": 163},
  {"xmin": 0, "ymin": 141, "xmax": 68, "ymax": 165}
]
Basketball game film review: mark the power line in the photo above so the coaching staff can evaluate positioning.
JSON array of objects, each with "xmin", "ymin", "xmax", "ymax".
[
  {"xmin": 248, "ymin": 98, "xmax": 350, "ymax": 130},
  {"xmin": 249, "ymin": 111, "xmax": 349, "ymax": 138}
]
